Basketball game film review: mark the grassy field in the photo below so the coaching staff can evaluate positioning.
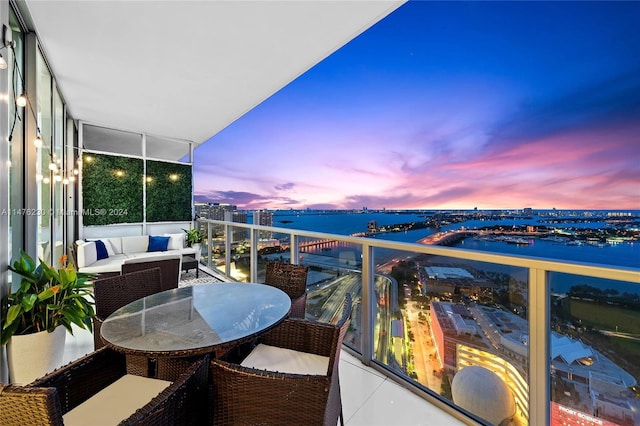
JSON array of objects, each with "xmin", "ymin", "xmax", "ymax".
[{"xmin": 568, "ymin": 299, "xmax": 640, "ymax": 334}]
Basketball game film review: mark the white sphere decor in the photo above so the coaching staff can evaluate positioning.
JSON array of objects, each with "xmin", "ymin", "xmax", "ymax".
[{"xmin": 451, "ymin": 365, "xmax": 516, "ymax": 425}]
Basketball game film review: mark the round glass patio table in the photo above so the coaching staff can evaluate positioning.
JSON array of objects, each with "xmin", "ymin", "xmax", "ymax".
[{"xmin": 100, "ymin": 283, "xmax": 291, "ymax": 357}]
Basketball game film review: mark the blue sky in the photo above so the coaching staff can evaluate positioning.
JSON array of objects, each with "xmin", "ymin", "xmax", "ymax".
[{"xmin": 194, "ymin": 1, "xmax": 640, "ymax": 210}]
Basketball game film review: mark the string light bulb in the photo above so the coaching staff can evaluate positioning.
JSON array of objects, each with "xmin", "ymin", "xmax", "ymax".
[
  {"xmin": 42, "ymin": 177, "xmax": 50, "ymax": 184},
  {"xmin": 48, "ymin": 163, "xmax": 58, "ymax": 172},
  {"xmin": 34, "ymin": 135, "xmax": 43, "ymax": 148},
  {"xmin": 16, "ymin": 93, "xmax": 27, "ymax": 107},
  {"xmin": 0, "ymin": 53, "xmax": 7, "ymax": 70},
  {"xmin": 63, "ymin": 178, "xmax": 69, "ymax": 185}
]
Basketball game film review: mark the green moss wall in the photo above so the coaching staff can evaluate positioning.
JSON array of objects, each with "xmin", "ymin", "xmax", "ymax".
[
  {"xmin": 81, "ymin": 153, "xmax": 143, "ymax": 225},
  {"xmin": 81, "ymin": 154, "xmax": 192, "ymax": 225},
  {"xmin": 146, "ymin": 160, "xmax": 192, "ymax": 222}
]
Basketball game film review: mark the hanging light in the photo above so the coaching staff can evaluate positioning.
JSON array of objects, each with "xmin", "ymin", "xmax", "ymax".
[
  {"xmin": 53, "ymin": 175, "xmax": 62, "ymax": 182},
  {"xmin": 0, "ymin": 53, "xmax": 7, "ymax": 70},
  {"xmin": 48, "ymin": 163, "xmax": 58, "ymax": 172},
  {"xmin": 63, "ymin": 177, "xmax": 70, "ymax": 185},
  {"xmin": 34, "ymin": 135, "xmax": 43, "ymax": 148},
  {"xmin": 73, "ymin": 169, "xmax": 79, "ymax": 175},
  {"xmin": 68, "ymin": 175, "xmax": 76, "ymax": 182},
  {"xmin": 16, "ymin": 93, "xmax": 27, "ymax": 107},
  {"xmin": 43, "ymin": 177, "xmax": 50, "ymax": 184}
]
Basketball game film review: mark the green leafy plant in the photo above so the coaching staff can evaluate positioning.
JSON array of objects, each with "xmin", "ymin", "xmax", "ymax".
[
  {"xmin": 183, "ymin": 228, "xmax": 204, "ymax": 247},
  {"xmin": 1, "ymin": 251, "xmax": 96, "ymax": 345}
]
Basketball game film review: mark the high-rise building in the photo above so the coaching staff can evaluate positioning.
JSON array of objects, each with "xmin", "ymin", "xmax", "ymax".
[
  {"xmin": 256, "ymin": 210, "xmax": 274, "ymax": 239},
  {"xmin": 195, "ymin": 203, "xmax": 247, "ymax": 242}
]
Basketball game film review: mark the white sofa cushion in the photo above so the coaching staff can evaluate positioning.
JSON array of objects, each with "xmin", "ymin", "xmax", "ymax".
[
  {"xmin": 86, "ymin": 238, "xmax": 122, "ymax": 256},
  {"xmin": 122, "ymin": 236, "xmax": 149, "ymax": 254},
  {"xmin": 79, "ymin": 254, "xmax": 128, "ymax": 274},
  {"xmin": 62, "ymin": 374, "xmax": 171, "ymax": 426},
  {"xmin": 125, "ymin": 251, "xmax": 182, "ymax": 262},
  {"xmin": 241, "ymin": 343, "xmax": 329, "ymax": 376},
  {"xmin": 164, "ymin": 233, "xmax": 185, "ymax": 250},
  {"xmin": 76, "ymin": 241, "xmax": 97, "ymax": 269}
]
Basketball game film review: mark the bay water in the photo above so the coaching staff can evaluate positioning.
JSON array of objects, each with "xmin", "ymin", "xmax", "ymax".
[{"xmin": 266, "ymin": 210, "xmax": 639, "ymax": 295}]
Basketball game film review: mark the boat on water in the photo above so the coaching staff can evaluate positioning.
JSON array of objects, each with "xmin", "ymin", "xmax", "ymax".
[{"xmin": 503, "ymin": 237, "xmax": 531, "ymax": 245}]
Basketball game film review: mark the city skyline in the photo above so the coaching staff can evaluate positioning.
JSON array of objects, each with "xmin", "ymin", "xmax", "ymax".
[{"xmin": 193, "ymin": 1, "xmax": 640, "ymax": 211}]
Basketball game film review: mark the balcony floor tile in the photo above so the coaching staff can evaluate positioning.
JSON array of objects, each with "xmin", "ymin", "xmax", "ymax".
[{"xmin": 340, "ymin": 351, "xmax": 467, "ymax": 426}]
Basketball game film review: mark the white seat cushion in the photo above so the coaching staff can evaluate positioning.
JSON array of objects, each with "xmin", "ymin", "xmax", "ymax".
[
  {"xmin": 62, "ymin": 374, "xmax": 172, "ymax": 426},
  {"xmin": 241, "ymin": 343, "xmax": 329, "ymax": 376},
  {"xmin": 79, "ymin": 254, "xmax": 128, "ymax": 274}
]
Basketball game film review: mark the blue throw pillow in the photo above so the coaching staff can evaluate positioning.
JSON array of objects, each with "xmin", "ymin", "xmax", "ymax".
[
  {"xmin": 95, "ymin": 240, "xmax": 109, "ymax": 260},
  {"xmin": 148, "ymin": 235, "xmax": 170, "ymax": 252}
]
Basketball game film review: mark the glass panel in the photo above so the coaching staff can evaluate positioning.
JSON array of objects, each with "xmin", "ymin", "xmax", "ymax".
[
  {"xmin": 222, "ymin": 224, "xmax": 249, "ymax": 282},
  {"xmin": 296, "ymin": 236, "xmax": 362, "ymax": 348},
  {"xmin": 549, "ymin": 273, "xmax": 639, "ymax": 426},
  {"xmin": 36, "ymin": 48, "xmax": 52, "ymax": 265},
  {"xmin": 145, "ymin": 134, "xmax": 191, "ymax": 162},
  {"xmin": 83, "ymin": 124, "xmax": 142, "ymax": 156},
  {"xmin": 52, "ymin": 87, "xmax": 64, "ymax": 263},
  {"xmin": 202, "ymin": 221, "xmax": 225, "ymax": 270},
  {"xmin": 377, "ymin": 248, "xmax": 530, "ymax": 426},
  {"xmin": 8, "ymin": 8, "xmax": 24, "ymax": 273}
]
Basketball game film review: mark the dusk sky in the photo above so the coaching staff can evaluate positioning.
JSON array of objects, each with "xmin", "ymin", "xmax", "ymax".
[{"xmin": 194, "ymin": 1, "xmax": 640, "ymax": 211}]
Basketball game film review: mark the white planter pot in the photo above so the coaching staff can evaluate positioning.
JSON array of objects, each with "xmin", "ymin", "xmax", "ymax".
[
  {"xmin": 193, "ymin": 243, "xmax": 202, "ymax": 261},
  {"xmin": 7, "ymin": 325, "xmax": 67, "ymax": 384}
]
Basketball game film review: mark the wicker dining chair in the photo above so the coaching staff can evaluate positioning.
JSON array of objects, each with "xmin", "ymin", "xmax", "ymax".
[
  {"xmin": 210, "ymin": 294, "xmax": 352, "ymax": 426},
  {"xmin": 0, "ymin": 347, "xmax": 209, "ymax": 426},
  {"xmin": 121, "ymin": 256, "xmax": 181, "ymax": 292},
  {"xmin": 264, "ymin": 261, "xmax": 309, "ymax": 318},
  {"xmin": 92, "ymin": 267, "xmax": 163, "ymax": 351}
]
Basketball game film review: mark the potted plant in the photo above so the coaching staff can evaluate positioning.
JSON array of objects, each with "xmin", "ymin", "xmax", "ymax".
[
  {"xmin": 183, "ymin": 228, "xmax": 204, "ymax": 247},
  {"xmin": 183, "ymin": 228, "xmax": 204, "ymax": 261},
  {"xmin": 1, "ymin": 251, "xmax": 96, "ymax": 384}
]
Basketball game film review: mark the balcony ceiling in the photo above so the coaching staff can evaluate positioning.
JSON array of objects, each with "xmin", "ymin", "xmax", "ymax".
[{"xmin": 22, "ymin": 0, "xmax": 405, "ymax": 146}]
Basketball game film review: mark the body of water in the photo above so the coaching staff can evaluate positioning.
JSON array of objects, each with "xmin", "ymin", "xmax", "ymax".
[{"xmin": 267, "ymin": 210, "xmax": 639, "ymax": 295}]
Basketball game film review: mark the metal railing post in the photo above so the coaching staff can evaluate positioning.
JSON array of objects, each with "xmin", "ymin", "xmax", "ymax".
[
  {"xmin": 290, "ymin": 233, "xmax": 299, "ymax": 265},
  {"xmin": 360, "ymin": 243, "xmax": 375, "ymax": 365},
  {"xmin": 250, "ymin": 228, "xmax": 258, "ymax": 282},
  {"xmin": 206, "ymin": 221, "xmax": 213, "ymax": 270},
  {"xmin": 529, "ymin": 267, "xmax": 550, "ymax": 425}
]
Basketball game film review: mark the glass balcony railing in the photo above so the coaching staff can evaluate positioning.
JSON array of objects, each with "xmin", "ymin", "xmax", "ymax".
[{"xmin": 198, "ymin": 218, "xmax": 640, "ymax": 426}]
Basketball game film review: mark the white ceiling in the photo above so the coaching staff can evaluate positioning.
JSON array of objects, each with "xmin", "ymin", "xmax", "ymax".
[{"xmin": 23, "ymin": 0, "xmax": 405, "ymax": 147}]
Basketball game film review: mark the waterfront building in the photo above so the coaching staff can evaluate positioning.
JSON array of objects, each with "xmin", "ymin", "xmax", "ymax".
[
  {"xmin": 256, "ymin": 210, "xmax": 274, "ymax": 240},
  {"xmin": 430, "ymin": 300, "xmax": 637, "ymax": 425},
  {"xmin": 195, "ymin": 202, "xmax": 247, "ymax": 243},
  {"xmin": 422, "ymin": 266, "xmax": 493, "ymax": 298}
]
